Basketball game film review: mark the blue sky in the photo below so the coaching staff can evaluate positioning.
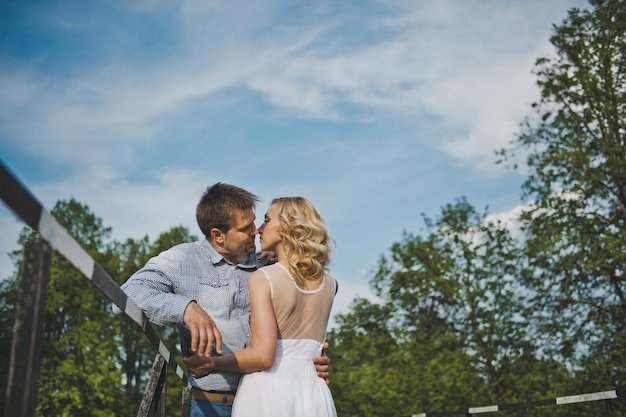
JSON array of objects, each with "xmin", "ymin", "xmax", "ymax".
[{"xmin": 0, "ymin": 0, "xmax": 588, "ymax": 324}]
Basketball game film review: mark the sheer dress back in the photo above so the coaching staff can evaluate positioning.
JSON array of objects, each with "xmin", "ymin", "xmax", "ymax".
[{"xmin": 259, "ymin": 262, "xmax": 336, "ymax": 342}]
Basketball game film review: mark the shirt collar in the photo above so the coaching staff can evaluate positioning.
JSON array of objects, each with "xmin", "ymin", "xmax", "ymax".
[{"xmin": 202, "ymin": 239, "xmax": 258, "ymax": 269}]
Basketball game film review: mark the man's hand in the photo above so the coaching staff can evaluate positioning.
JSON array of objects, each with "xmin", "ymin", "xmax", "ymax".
[
  {"xmin": 183, "ymin": 301, "xmax": 223, "ymax": 356},
  {"xmin": 183, "ymin": 353, "xmax": 215, "ymax": 378},
  {"xmin": 313, "ymin": 341, "xmax": 331, "ymax": 383}
]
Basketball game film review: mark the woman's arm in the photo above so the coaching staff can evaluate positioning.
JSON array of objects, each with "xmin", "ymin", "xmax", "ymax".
[{"xmin": 184, "ymin": 270, "xmax": 277, "ymax": 377}]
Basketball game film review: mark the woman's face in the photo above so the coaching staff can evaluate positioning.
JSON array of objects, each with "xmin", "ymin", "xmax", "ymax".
[{"xmin": 258, "ymin": 203, "xmax": 281, "ymax": 252}]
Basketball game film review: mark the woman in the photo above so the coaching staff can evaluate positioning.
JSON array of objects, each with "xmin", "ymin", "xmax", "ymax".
[{"xmin": 184, "ymin": 197, "xmax": 338, "ymax": 417}]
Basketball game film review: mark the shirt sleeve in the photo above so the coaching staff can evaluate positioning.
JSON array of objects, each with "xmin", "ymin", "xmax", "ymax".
[{"xmin": 120, "ymin": 248, "xmax": 194, "ymax": 326}]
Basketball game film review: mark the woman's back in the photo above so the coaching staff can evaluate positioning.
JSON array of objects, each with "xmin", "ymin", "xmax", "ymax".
[{"xmin": 260, "ymin": 262, "xmax": 336, "ymax": 342}]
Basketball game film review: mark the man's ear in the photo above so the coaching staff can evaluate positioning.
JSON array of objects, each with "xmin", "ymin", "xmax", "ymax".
[{"xmin": 210, "ymin": 228, "xmax": 225, "ymax": 243}]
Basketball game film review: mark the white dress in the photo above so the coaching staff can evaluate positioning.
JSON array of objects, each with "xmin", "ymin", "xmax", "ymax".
[{"xmin": 232, "ymin": 263, "xmax": 338, "ymax": 417}]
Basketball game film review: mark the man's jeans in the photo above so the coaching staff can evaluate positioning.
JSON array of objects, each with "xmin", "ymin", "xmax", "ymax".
[{"xmin": 191, "ymin": 399, "xmax": 233, "ymax": 417}]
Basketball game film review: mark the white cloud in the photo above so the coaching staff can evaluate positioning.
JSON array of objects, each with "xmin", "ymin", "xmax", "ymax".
[
  {"xmin": 240, "ymin": 0, "xmax": 585, "ymax": 171},
  {"xmin": 485, "ymin": 202, "xmax": 528, "ymax": 241},
  {"xmin": 0, "ymin": 0, "xmax": 586, "ymax": 175}
]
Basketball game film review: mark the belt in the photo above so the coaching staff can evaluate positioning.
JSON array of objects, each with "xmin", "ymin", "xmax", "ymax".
[{"xmin": 191, "ymin": 388, "xmax": 236, "ymax": 403}]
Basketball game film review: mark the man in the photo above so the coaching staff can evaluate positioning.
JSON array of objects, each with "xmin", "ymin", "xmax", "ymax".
[{"xmin": 118, "ymin": 183, "xmax": 330, "ymax": 417}]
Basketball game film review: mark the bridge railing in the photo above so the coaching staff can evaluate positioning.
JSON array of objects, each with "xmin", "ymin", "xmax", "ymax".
[
  {"xmin": 411, "ymin": 388, "xmax": 624, "ymax": 417},
  {"xmin": 1, "ymin": 160, "xmax": 192, "ymax": 417}
]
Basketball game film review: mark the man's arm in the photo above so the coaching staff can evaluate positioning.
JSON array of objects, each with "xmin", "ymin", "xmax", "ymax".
[{"xmin": 119, "ymin": 249, "xmax": 223, "ymax": 354}]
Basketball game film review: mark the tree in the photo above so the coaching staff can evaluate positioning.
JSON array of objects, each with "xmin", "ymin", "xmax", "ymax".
[
  {"xmin": 0, "ymin": 199, "xmax": 198, "ymax": 416},
  {"xmin": 108, "ymin": 225, "xmax": 197, "ymax": 417},
  {"xmin": 0, "ymin": 273, "xmax": 18, "ymax": 413},
  {"xmin": 9, "ymin": 199, "xmax": 124, "ymax": 417},
  {"xmin": 329, "ymin": 296, "xmax": 487, "ymax": 417},
  {"xmin": 328, "ymin": 298, "xmax": 409, "ymax": 417},
  {"xmin": 498, "ymin": 0, "xmax": 626, "ymax": 393},
  {"xmin": 376, "ymin": 199, "xmax": 542, "ymax": 402},
  {"xmin": 106, "ymin": 235, "xmax": 156, "ymax": 417},
  {"xmin": 329, "ymin": 199, "xmax": 572, "ymax": 417}
]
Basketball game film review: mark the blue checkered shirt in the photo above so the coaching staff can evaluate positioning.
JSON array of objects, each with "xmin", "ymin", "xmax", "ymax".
[{"xmin": 121, "ymin": 239, "xmax": 259, "ymax": 392}]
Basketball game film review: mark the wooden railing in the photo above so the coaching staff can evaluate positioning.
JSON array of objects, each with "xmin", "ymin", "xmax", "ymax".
[
  {"xmin": 411, "ymin": 388, "xmax": 624, "ymax": 417},
  {"xmin": 1, "ymin": 160, "xmax": 191, "ymax": 417}
]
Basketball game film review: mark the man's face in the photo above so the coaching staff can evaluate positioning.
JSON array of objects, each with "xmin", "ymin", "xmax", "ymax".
[{"xmin": 218, "ymin": 208, "xmax": 257, "ymax": 264}]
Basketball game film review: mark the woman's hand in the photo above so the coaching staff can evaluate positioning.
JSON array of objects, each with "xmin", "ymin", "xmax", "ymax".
[
  {"xmin": 257, "ymin": 250, "xmax": 278, "ymax": 265},
  {"xmin": 183, "ymin": 353, "xmax": 216, "ymax": 378}
]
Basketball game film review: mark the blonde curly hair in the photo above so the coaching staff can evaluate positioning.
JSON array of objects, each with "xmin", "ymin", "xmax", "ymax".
[{"xmin": 271, "ymin": 197, "xmax": 332, "ymax": 286}]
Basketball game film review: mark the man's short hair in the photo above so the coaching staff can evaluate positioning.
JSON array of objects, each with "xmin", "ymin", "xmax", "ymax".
[{"xmin": 196, "ymin": 182, "xmax": 259, "ymax": 239}]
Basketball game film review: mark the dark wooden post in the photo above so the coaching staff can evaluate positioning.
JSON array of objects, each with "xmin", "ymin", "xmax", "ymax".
[
  {"xmin": 604, "ymin": 399, "xmax": 613, "ymax": 417},
  {"xmin": 137, "ymin": 353, "xmax": 168, "ymax": 417},
  {"xmin": 182, "ymin": 385, "xmax": 191, "ymax": 417},
  {"xmin": 4, "ymin": 241, "xmax": 51, "ymax": 417}
]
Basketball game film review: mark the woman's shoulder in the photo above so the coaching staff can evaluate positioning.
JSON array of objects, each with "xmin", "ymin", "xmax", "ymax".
[
  {"xmin": 258, "ymin": 262, "xmax": 284, "ymax": 274},
  {"xmin": 254, "ymin": 263, "xmax": 288, "ymax": 281},
  {"xmin": 323, "ymin": 273, "xmax": 339, "ymax": 294},
  {"xmin": 260, "ymin": 262, "xmax": 293, "ymax": 276}
]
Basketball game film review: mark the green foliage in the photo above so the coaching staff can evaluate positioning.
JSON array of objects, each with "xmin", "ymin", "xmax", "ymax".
[
  {"xmin": 377, "ymin": 199, "xmax": 539, "ymax": 402},
  {"xmin": 0, "ymin": 276, "xmax": 18, "ymax": 413},
  {"xmin": 27, "ymin": 200, "xmax": 122, "ymax": 417},
  {"xmin": 0, "ymin": 198, "xmax": 196, "ymax": 416},
  {"xmin": 498, "ymin": 0, "xmax": 626, "ymax": 392},
  {"xmin": 105, "ymin": 225, "xmax": 196, "ymax": 417},
  {"xmin": 328, "ymin": 296, "xmax": 489, "ymax": 417},
  {"xmin": 329, "ymin": 199, "xmax": 577, "ymax": 417},
  {"xmin": 328, "ymin": 298, "xmax": 416, "ymax": 417}
]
